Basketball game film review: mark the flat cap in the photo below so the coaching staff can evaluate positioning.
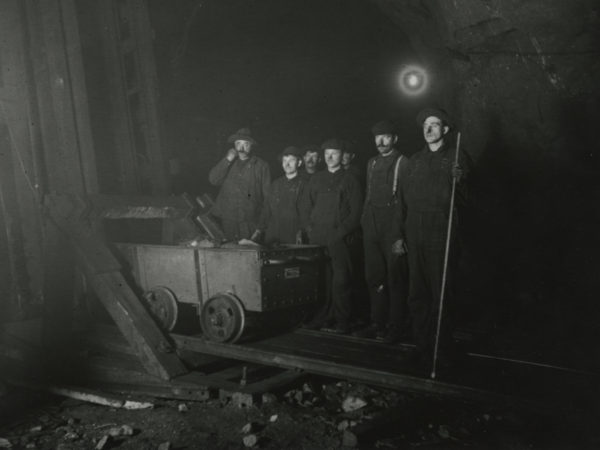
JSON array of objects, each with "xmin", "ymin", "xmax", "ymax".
[
  {"xmin": 280, "ymin": 146, "xmax": 303, "ymax": 158},
  {"xmin": 416, "ymin": 108, "xmax": 453, "ymax": 128},
  {"xmin": 320, "ymin": 138, "xmax": 346, "ymax": 152},
  {"xmin": 227, "ymin": 127, "xmax": 257, "ymax": 145},
  {"xmin": 301, "ymin": 144, "xmax": 321, "ymax": 155},
  {"xmin": 371, "ymin": 120, "xmax": 397, "ymax": 136}
]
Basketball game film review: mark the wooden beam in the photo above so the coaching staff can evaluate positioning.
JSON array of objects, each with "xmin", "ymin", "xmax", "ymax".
[
  {"xmin": 1, "ymin": 0, "xmax": 46, "ymax": 303},
  {"xmin": 172, "ymin": 334, "xmax": 549, "ymax": 411},
  {"xmin": 58, "ymin": 0, "xmax": 98, "ymax": 194},
  {"xmin": 129, "ymin": 0, "xmax": 168, "ymax": 194},
  {"xmin": 35, "ymin": 0, "xmax": 93, "ymax": 194},
  {"xmin": 45, "ymin": 194, "xmax": 187, "ymax": 380},
  {"xmin": 97, "ymin": 0, "xmax": 139, "ymax": 193}
]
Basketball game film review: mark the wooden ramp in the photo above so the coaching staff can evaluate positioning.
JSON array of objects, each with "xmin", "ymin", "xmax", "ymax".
[{"xmin": 173, "ymin": 328, "xmax": 599, "ymax": 412}]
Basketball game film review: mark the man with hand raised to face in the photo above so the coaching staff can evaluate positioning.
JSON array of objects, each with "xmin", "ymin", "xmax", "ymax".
[{"xmin": 208, "ymin": 127, "xmax": 271, "ymax": 241}]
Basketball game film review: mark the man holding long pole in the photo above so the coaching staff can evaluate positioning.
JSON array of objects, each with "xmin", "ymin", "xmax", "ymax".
[{"xmin": 402, "ymin": 108, "xmax": 470, "ymax": 374}]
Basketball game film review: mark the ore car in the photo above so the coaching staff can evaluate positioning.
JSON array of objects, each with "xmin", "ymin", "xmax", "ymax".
[{"xmin": 115, "ymin": 241, "xmax": 326, "ymax": 343}]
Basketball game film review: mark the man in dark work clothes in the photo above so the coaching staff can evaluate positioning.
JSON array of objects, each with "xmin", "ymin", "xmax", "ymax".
[
  {"xmin": 208, "ymin": 128, "xmax": 271, "ymax": 241},
  {"xmin": 251, "ymin": 146, "xmax": 306, "ymax": 245},
  {"xmin": 300, "ymin": 145, "xmax": 322, "ymax": 180},
  {"xmin": 301, "ymin": 138, "xmax": 363, "ymax": 334},
  {"xmin": 342, "ymin": 141, "xmax": 363, "ymax": 186},
  {"xmin": 354, "ymin": 120, "xmax": 410, "ymax": 343},
  {"xmin": 402, "ymin": 108, "xmax": 470, "ymax": 367}
]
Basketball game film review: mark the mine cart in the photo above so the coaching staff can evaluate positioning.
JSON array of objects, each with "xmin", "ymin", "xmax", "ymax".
[
  {"xmin": 115, "ymin": 242, "xmax": 325, "ymax": 344},
  {"xmin": 66, "ymin": 194, "xmax": 327, "ymax": 343}
]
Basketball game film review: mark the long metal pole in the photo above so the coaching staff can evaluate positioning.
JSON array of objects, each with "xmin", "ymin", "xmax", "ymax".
[{"xmin": 431, "ymin": 132, "xmax": 461, "ymax": 379}]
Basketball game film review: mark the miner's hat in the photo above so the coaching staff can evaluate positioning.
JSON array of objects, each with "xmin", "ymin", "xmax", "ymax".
[
  {"xmin": 227, "ymin": 127, "xmax": 257, "ymax": 145},
  {"xmin": 371, "ymin": 120, "xmax": 397, "ymax": 136},
  {"xmin": 320, "ymin": 138, "xmax": 346, "ymax": 152},
  {"xmin": 416, "ymin": 107, "xmax": 453, "ymax": 128}
]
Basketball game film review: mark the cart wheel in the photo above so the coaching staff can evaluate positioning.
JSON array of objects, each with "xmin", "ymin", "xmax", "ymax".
[
  {"xmin": 142, "ymin": 286, "xmax": 179, "ymax": 331},
  {"xmin": 200, "ymin": 294, "xmax": 245, "ymax": 343}
]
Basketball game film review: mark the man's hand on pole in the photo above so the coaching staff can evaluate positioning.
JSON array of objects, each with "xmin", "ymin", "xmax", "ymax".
[{"xmin": 451, "ymin": 163, "xmax": 463, "ymax": 181}]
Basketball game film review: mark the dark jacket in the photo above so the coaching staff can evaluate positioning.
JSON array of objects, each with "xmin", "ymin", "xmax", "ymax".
[
  {"xmin": 300, "ymin": 168, "xmax": 363, "ymax": 246},
  {"xmin": 258, "ymin": 174, "xmax": 306, "ymax": 244},
  {"xmin": 402, "ymin": 142, "xmax": 470, "ymax": 215},
  {"xmin": 208, "ymin": 155, "xmax": 271, "ymax": 225}
]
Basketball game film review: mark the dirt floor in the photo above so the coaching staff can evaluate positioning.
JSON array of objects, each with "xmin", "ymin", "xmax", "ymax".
[{"xmin": 1, "ymin": 377, "xmax": 599, "ymax": 450}]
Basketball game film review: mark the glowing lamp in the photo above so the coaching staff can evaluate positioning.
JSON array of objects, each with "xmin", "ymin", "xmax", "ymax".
[{"xmin": 398, "ymin": 65, "xmax": 428, "ymax": 96}]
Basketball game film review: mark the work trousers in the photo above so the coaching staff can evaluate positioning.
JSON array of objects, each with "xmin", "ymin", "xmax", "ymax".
[
  {"xmin": 406, "ymin": 211, "xmax": 457, "ymax": 355},
  {"xmin": 363, "ymin": 230, "xmax": 409, "ymax": 330},
  {"xmin": 309, "ymin": 236, "xmax": 354, "ymax": 328}
]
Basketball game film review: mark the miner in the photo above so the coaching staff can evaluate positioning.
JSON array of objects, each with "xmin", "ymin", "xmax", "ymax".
[
  {"xmin": 300, "ymin": 144, "xmax": 322, "ymax": 179},
  {"xmin": 403, "ymin": 108, "xmax": 470, "ymax": 366},
  {"xmin": 354, "ymin": 120, "xmax": 410, "ymax": 343},
  {"xmin": 208, "ymin": 127, "xmax": 271, "ymax": 241},
  {"xmin": 251, "ymin": 146, "xmax": 306, "ymax": 245},
  {"xmin": 301, "ymin": 138, "xmax": 363, "ymax": 334}
]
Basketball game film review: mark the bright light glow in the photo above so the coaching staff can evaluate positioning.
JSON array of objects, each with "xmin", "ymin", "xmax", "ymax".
[{"xmin": 398, "ymin": 65, "xmax": 428, "ymax": 96}]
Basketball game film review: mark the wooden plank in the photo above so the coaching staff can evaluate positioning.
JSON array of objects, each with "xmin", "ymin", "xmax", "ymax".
[
  {"xmin": 59, "ymin": 0, "xmax": 98, "ymax": 194},
  {"xmin": 238, "ymin": 369, "xmax": 305, "ymax": 395},
  {"xmin": 87, "ymin": 381, "xmax": 211, "ymax": 402},
  {"xmin": 0, "ymin": 0, "xmax": 36, "ymax": 311},
  {"xmin": 173, "ymin": 367, "xmax": 302, "ymax": 396},
  {"xmin": 243, "ymin": 331, "xmax": 415, "ymax": 372},
  {"xmin": 129, "ymin": 0, "xmax": 168, "ymax": 194},
  {"xmin": 246, "ymin": 340, "xmax": 411, "ymax": 373},
  {"xmin": 172, "ymin": 334, "xmax": 550, "ymax": 411},
  {"xmin": 86, "ymin": 270, "xmax": 187, "ymax": 380},
  {"xmin": 263, "ymin": 329, "xmax": 411, "ymax": 356},
  {"xmin": 37, "ymin": 0, "xmax": 87, "ymax": 193},
  {"xmin": 97, "ymin": 1, "xmax": 139, "ymax": 193},
  {"xmin": 3, "ymin": 0, "xmax": 46, "ymax": 302},
  {"xmin": 23, "ymin": 0, "xmax": 66, "ymax": 193}
]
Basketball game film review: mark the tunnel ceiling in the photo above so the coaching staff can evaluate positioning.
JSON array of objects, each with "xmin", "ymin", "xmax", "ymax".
[
  {"xmin": 372, "ymin": 0, "xmax": 600, "ymax": 172},
  {"xmin": 373, "ymin": 0, "xmax": 599, "ymax": 58}
]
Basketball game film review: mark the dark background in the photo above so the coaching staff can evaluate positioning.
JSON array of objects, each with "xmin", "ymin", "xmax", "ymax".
[{"xmin": 149, "ymin": 0, "xmax": 429, "ymax": 192}]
